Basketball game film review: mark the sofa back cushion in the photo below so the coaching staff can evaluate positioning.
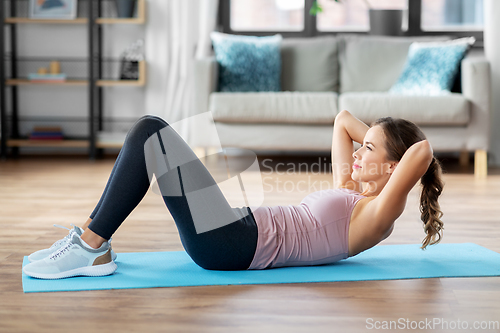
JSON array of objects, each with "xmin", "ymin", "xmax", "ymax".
[
  {"xmin": 339, "ymin": 35, "xmax": 451, "ymax": 93},
  {"xmin": 281, "ymin": 36, "xmax": 339, "ymax": 92},
  {"xmin": 389, "ymin": 37, "xmax": 475, "ymax": 95},
  {"xmin": 211, "ymin": 32, "xmax": 282, "ymax": 92}
]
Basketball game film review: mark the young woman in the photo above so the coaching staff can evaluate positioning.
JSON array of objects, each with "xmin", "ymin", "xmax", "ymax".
[{"xmin": 23, "ymin": 110, "xmax": 444, "ymax": 279}]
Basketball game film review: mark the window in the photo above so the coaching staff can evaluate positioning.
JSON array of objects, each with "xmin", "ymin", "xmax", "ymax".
[
  {"xmin": 317, "ymin": 0, "xmax": 408, "ymax": 32},
  {"xmin": 221, "ymin": 0, "xmax": 483, "ymax": 41},
  {"xmin": 421, "ymin": 0, "xmax": 484, "ymax": 31},
  {"xmin": 230, "ymin": 0, "xmax": 305, "ymax": 32}
]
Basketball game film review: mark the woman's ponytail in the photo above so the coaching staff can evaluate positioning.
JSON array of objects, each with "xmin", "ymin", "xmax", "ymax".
[
  {"xmin": 373, "ymin": 117, "xmax": 445, "ymax": 249},
  {"xmin": 419, "ymin": 157, "xmax": 444, "ymax": 249}
]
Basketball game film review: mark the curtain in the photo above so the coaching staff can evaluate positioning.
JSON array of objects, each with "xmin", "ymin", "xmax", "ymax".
[
  {"xmin": 145, "ymin": 0, "xmax": 219, "ymax": 144},
  {"xmin": 484, "ymin": 0, "xmax": 500, "ymax": 165},
  {"xmin": 196, "ymin": 0, "xmax": 220, "ymax": 60}
]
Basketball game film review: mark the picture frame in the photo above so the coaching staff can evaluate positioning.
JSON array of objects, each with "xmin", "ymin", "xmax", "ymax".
[{"xmin": 29, "ymin": 0, "xmax": 78, "ymax": 19}]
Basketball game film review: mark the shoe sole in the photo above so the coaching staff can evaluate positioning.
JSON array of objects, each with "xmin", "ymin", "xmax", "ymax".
[
  {"xmin": 29, "ymin": 249, "xmax": 117, "ymax": 263},
  {"xmin": 23, "ymin": 261, "xmax": 117, "ymax": 280}
]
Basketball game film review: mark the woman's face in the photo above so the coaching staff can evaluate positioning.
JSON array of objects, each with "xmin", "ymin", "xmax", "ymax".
[{"xmin": 351, "ymin": 125, "xmax": 397, "ymax": 183}]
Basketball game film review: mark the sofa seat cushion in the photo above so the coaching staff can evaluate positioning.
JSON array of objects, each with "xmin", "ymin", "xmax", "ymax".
[
  {"xmin": 215, "ymin": 123, "xmax": 334, "ymax": 151},
  {"xmin": 209, "ymin": 92, "xmax": 338, "ymax": 124},
  {"xmin": 339, "ymin": 92, "xmax": 470, "ymax": 126}
]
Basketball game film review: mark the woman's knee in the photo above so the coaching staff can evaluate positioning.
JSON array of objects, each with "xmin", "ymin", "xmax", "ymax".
[
  {"xmin": 139, "ymin": 115, "xmax": 169, "ymax": 125},
  {"xmin": 127, "ymin": 115, "xmax": 169, "ymax": 141},
  {"xmin": 135, "ymin": 115, "xmax": 169, "ymax": 130}
]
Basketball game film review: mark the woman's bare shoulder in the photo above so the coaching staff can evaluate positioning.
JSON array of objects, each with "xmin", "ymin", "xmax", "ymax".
[{"xmin": 348, "ymin": 196, "xmax": 391, "ymax": 257}]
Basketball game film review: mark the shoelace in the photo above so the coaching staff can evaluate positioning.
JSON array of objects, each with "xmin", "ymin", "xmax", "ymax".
[
  {"xmin": 50, "ymin": 224, "xmax": 77, "ymax": 249},
  {"xmin": 53, "ymin": 223, "xmax": 77, "ymax": 232},
  {"xmin": 49, "ymin": 240, "xmax": 74, "ymax": 260}
]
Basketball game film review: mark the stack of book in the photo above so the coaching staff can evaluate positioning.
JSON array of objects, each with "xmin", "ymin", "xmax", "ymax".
[
  {"xmin": 29, "ymin": 126, "xmax": 64, "ymax": 140},
  {"xmin": 27, "ymin": 73, "xmax": 67, "ymax": 83}
]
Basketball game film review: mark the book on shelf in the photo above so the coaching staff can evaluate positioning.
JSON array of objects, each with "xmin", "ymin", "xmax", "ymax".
[
  {"xmin": 29, "ymin": 126, "xmax": 64, "ymax": 140},
  {"xmin": 27, "ymin": 73, "xmax": 67, "ymax": 82},
  {"xmin": 29, "ymin": 135, "xmax": 64, "ymax": 140},
  {"xmin": 33, "ymin": 126, "xmax": 63, "ymax": 132}
]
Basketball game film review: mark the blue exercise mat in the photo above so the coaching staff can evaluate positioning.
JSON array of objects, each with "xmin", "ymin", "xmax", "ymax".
[{"xmin": 22, "ymin": 243, "xmax": 500, "ymax": 293}]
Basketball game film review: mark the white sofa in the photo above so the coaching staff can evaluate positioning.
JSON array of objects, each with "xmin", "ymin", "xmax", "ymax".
[{"xmin": 195, "ymin": 35, "xmax": 491, "ymax": 177}]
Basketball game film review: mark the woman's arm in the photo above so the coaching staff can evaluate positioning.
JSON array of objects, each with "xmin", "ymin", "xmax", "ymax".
[
  {"xmin": 368, "ymin": 140, "xmax": 434, "ymax": 234},
  {"xmin": 332, "ymin": 110, "xmax": 369, "ymax": 191}
]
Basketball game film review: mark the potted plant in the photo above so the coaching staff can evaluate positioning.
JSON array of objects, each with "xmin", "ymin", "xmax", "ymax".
[
  {"xmin": 310, "ymin": 0, "xmax": 403, "ymax": 36},
  {"xmin": 115, "ymin": 0, "xmax": 137, "ymax": 18}
]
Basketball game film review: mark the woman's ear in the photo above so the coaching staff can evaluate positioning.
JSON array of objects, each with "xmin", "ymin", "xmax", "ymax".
[{"xmin": 387, "ymin": 161, "xmax": 399, "ymax": 174}]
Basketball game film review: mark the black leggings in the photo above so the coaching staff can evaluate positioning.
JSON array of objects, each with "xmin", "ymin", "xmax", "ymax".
[{"xmin": 88, "ymin": 115, "xmax": 258, "ymax": 270}]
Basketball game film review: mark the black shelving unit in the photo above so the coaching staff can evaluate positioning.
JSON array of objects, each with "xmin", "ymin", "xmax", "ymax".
[
  {"xmin": 0, "ymin": 0, "xmax": 5, "ymax": 159},
  {"xmin": 0, "ymin": 0, "xmax": 91, "ymax": 158},
  {"xmin": 0, "ymin": 0, "xmax": 145, "ymax": 159},
  {"xmin": 89, "ymin": 0, "xmax": 97, "ymax": 159}
]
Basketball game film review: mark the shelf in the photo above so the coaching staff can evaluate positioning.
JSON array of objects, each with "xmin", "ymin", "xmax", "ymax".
[
  {"xmin": 7, "ymin": 139, "xmax": 89, "ymax": 148},
  {"xmin": 5, "ymin": 60, "xmax": 145, "ymax": 86},
  {"xmin": 96, "ymin": 79, "xmax": 144, "ymax": 87},
  {"xmin": 96, "ymin": 132, "xmax": 126, "ymax": 149},
  {"xmin": 7, "ymin": 134, "xmax": 127, "ymax": 149},
  {"xmin": 5, "ymin": 0, "xmax": 146, "ymax": 25},
  {"xmin": 6, "ymin": 78, "xmax": 144, "ymax": 87},
  {"xmin": 6, "ymin": 79, "xmax": 88, "ymax": 86},
  {"xmin": 96, "ymin": 60, "xmax": 146, "ymax": 86},
  {"xmin": 96, "ymin": 141, "xmax": 123, "ymax": 149},
  {"xmin": 4, "ymin": 18, "xmax": 88, "ymax": 24},
  {"xmin": 95, "ymin": 17, "xmax": 143, "ymax": 24}
]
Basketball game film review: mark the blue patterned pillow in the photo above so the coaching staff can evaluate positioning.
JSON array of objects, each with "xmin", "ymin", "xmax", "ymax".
[
  {"xmin": 390, "ymin": 37, "xmax": 475, "ymax": 95},
  {"xmin": 210, "ymin": 32, "xmax": 282, "ymax": 92}
]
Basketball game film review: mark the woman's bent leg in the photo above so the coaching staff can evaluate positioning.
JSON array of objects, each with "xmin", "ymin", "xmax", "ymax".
[
  {"xmin": 88, "ymin": 145, "xmax": 126, "ymax": 221},
  {"xmin": 88, "ymin": 115, "xmax": 257, "ymax": 270},
  {"xmin": 87, "ymin": 115, "xmax": 167, "ymax": 239}
]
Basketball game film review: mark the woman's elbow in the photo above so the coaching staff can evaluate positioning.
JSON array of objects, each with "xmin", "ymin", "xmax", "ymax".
[
  {"xmin": 412, "ymin": 140, "xmax": 434, "ymax": 168},
  {"xmin": 334, "ymin": 110, "xmax": 351, "ymax": 127},
  {"xmin": 336, "ymin": 110, "xmax": 351, "ymax": 120},
  {"xmin": 421, "ymin": 140, "xmax": 434, "ymax": 162}
]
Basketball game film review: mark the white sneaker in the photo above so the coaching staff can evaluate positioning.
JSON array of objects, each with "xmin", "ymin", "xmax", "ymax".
[
  {"xmin": 23, "ymin": 233, "xmax": 117, "ymax": 280},
  {"xmin": 28, "ymin": 225, "xmax": 83, "ymax": 262},
  {"xmin": 28, "ymin": 224, "xmax": 117, "ymax": 262}
]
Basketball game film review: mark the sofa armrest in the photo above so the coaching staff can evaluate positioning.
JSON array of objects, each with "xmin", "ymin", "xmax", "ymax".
[
  {"xmin": 194, "ymin": 57, "xmax": 219, "ymax": 116},
  {"xmin": 461, "ymin": 51, "xmax": 491, "ymax": 151}
]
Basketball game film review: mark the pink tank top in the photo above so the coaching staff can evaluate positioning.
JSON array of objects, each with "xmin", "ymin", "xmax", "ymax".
[{"xmin": 248, "ymin": 188, "xmax": 365, "ymax": 270}]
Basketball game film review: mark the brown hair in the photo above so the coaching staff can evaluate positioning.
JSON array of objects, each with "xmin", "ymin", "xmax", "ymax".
[{"xmin": 372, "ymin": 117, "xmax": 444, "ymax": 249}]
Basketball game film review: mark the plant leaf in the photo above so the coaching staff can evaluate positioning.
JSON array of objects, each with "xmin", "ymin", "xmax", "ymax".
[{"xmin": 309, "ymin": 1, "xmax": 323, "ymax": 16}]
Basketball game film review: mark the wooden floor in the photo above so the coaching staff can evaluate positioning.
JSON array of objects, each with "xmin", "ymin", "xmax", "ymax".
[{"xmin": 1, "ymin": 154, "xmax": 499, "ymax": 333}]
